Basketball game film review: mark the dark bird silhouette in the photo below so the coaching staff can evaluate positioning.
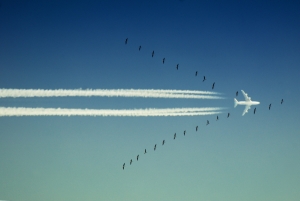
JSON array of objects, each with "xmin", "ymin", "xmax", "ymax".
[
  {"xmin": 162, "ymin": 140, "xmax": 165, "ymax": 145},
  {"xmin": 176, "ymin": 64, "xmax": 179, "ymax": 70},
  {"xmin": 269, "ymin": 104, "xmax": 272, "ymax": 110},
  {"xmin": 206, "ymin": 120, "xmax": 209, "ymax": 125},
  {"xmin": 163, "ymin": 58, "xmax": 165, "ymax": 64},
  {"xmin": 212, "ymin": 82, "xmax": 215, "ymax": 90},
  {"xmin": 203, "ymin": 76, "xmax": 206, "ymax": 82},
  {"xmin": 184, "ymin": 130, "xmax": 186, "ymax": 136},
  {"xmin": 154, "ymin": 144, "xmax": 157, "ymax": 151},
  {"xmin": 137, "ymin": 155, "xmax": 139, "ymax": 161},
  {"xmin": 174, "ymin": 133, "xmax": 176, "ymax": 139},
  {"xmin": 254, "ymin": 108, "xmax": 256, "ymax": 114},
  {"xmin": 196, "ymin": 126, "xmax": 198, "ymax": 131},
  {"xmin": 139, "ymin": 45, "xmax": 141, "ymax": 51},
  {"xmin": 195, "ymin": 71, "xmax": 198, "ymax": 76},
  {"xmin": 130, "ymin": 159, "xmax": 132, "ymax": 165},
  {"xmin": 216, "ymin": 115, "xmax": 219, "ymax": 121},
  {"xmin": 123, "ymin": 163, "xmax": 125, "ymax": 170},
  {"xmin": 152, "ymin": 51, "xmax": 154, "ymax": 57},
  {"xmin": 236, "ymin": 91, "xmax": 238, "ymax": 96},
  {"xmin": 227, "ymin": 113, "xmax": 230, "ymax": 118},
  {"xmin": 125, "ymin": 38, "xmax": 128, "ymax": 44},
  {"xmin": 281, "ymin": 99, "xmax": 283, "ymax": 104},
  {"xmin": 144, "ymin": 149, "xmax": 147, "ymax": 154}
]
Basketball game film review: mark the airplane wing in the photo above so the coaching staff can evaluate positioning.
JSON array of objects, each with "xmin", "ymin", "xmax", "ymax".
[
  {"xmin": 242, "ymin": 105, "xmax": 251, "ymax": 116},
  {"xmin": 241, "ymin": 90, "xmax": 251, "ymax": 101}
]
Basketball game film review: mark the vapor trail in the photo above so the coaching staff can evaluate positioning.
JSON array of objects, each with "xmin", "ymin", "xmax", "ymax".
[
  {"xmin": 0, "ymin": 107, "xmax": 225, "ymax": 117},
  {"xmin": 0, "ymin": 89, "xmax": 223, "ymax": 99}
]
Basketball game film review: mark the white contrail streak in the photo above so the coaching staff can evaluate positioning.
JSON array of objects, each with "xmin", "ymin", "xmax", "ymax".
[
  {"xmin": 0, "ymin": 107, "xmax": 225, "ymax": 117},
  {"xmin": 0, "ymin": 89, "xmax": 223, "ymax": 99}
]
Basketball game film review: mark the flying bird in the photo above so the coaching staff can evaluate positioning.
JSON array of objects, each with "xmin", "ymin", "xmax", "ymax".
[
  {"xmin": 254, "ymin": 107, "xmax": 256, "ymax": 114},
  {"xmin": 154, "ymin": 144, "xmax": 157, "ymax": 151},
  {"xmin": 139, "ymin": 45, "xmax": 141, "ymax": 51},
  {"xmin": 125, "ymin": 38, "xmax": 128, "ymax": 44},
  {"xmin": 195, "ymin": 71, "xmax": 198, "ymax": 76},
  {"xmin": 212, "ymin": 82, "xmax": 215, "ymax": 90},
  {"xmin": 176, "ymin": 64, "xmax": 179, "ymax": 70},
  {"xmin": 196, "ymin": 126, "xmax": 198, "ymax": 131},
  {"xmin": 216, "ymin": 115, "xmax": 219, "ymax": 121},
  {"xmin": 227, "ymin": 113, "xmax": 230, "ymax": 118},
  {"xmin": 137, "ymin": 155, "xmax": 139, "ymax": 161},
  {"xmin": 206, "ymin": 120, "xmax": 209, "ymax": 125},
  {"xmin": 152, "ymin": 51, "xmax": 154, "ymax": 57},
  {"xmin": 144, "ymin": 149, "xmax": 147, "ymax": 154},
  {"xmin": 174, "ymin": 133, "xmax": 176, "ymax": 139},
  {"xmin": 162, "ymin": 140, "xmax": 165, "ymax": 145},
  {"xmin": 269, "ymin": 104, "xmax": 271, "ymax": 110},
  {"xmin": 281, "ymin": 99, "xmax": 283, "ymax": 104},
  {"xmin": 184, "ymin": 130, "xmax": 186, "ymax": 136},
  {"xmin": 130, "ymin": 159, "xmax": 132, "ymax": 165},
  {"xmin": 203, "ymin": 76, "xmax": 206, "ymax": 82},
  {"xmin": 236, "ymin": 91, "xmax": 238, "ymax": 96},
  {"xmin": 163, "ymin": 58, "xmax": 165, "ymax": 64},
  {"xmin": 123, "ymin": 163, "xmax": 125, "ymax": 170}
]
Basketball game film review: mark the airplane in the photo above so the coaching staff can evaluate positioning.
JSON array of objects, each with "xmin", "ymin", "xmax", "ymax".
[{"xmin": 234, "ymin": 90, "xmax": 260, "ymax": 116}]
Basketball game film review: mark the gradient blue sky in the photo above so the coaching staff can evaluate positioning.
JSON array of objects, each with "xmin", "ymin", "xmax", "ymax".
[{"xmin": 1, "ymin": 1, "xmax": 300, "ymax": 200}]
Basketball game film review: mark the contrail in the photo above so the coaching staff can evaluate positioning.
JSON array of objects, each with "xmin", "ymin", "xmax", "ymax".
[
  {"xmin": 0, "ymin": 107, "xmax": 225, "ymax": 117},
  {"xmin": 0, "ymin": 89, "xmax": 223, "ymax": 99}
]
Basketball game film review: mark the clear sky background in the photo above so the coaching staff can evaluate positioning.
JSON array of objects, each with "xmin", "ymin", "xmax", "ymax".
[{"xmin": 0, "ymin": 0, "xmax": 300, "ymax": 200}]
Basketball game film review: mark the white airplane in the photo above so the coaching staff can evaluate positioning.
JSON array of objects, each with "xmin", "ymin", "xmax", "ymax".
[{"xmin": 234, "ymin": 90, "xmax": 260, "ymax": 116}]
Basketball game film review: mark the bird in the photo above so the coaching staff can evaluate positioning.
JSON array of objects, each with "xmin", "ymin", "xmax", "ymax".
[
  {"xmin": 163, "ymin": 58, "xmax": 165, "ymax": 64},
  {"xmin": 236, "ymin": 91, "xmax": 238, "ymax": 96},
  {"xmin": 203, "ymin": 76, "xmax": 206, "ymax": 82},
  {"xmin": 176, "ymin": 64, "xmax": 179, "ymax": 70},
  {"xmin": 227, "ymin": 113, "xmax": 230, "ymax": 118},
  {"xmin": 125, "ymin": 38, "xmax": 128, "ymax": 44},
  {"xmin": 254, "ymin": 108, "xmax": 256, "ymax": 114},
  {"xmin": 144, "ymin": 149, "xmax": 147, "ymax": 154},
  {"xmin": 206, "ymin": 120, "xmax": 209, "ymax": 125},
  {"xmin": 196, "ymin": 126, "xmax": 198, "ymax": 131},
  {"xmin": 137, "ymin": 155, "xmax": 139, "ymax": 161},
  {"xmin": 123, "ymin": 163, "xmax": 125, "ymax": 170},
  {"xmin": 281, "ymin": 99, "xmax": 283, "ymax": 104},
  {"xmin": 154, "ymin": 144, "xmax": 157, "ymax": 151},
  {"xmin": 195, "ymin": 71, "xmax": 198, "ymax": 76},
  {"xmin": 174, "ymin": 133, "xmax": 176, "ymax": 139},
  {"xmin": 139, "ymin": 45, "xmax": 141, "ymax": 51},
  {"xmin": 184, "ymin": 130, "xmax": 186, "ymax": 136},
  {"xmin": 216, "ymin": 115, "xmax": 219, "ymax": 121},
  {"xmin": 152, "ymin": 51, "xmax": 154, "ymax": 57},
  {"xmin": 269, "ymin": 104, "xmax": 272, "ymax": 110},
  {"xmin": 212, "ymin": 82, "xmax": 215, "ymax": 90},
  {"xmin": 162, "ymin": 140, "xmax": 165, "ymax": 145},
  {"xmin": 130, "ymin": 159, "xmax": 132, "ymax": 165}
]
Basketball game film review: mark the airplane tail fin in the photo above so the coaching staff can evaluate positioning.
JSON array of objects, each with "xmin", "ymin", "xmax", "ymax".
[{"xmin": 234, "ymin": 98, "xmax": 238, "ymax": 108}]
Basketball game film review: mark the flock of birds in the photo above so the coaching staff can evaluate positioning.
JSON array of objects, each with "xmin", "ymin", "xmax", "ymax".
[{"xmin": 122, "ymin": 37, "xmax": 284, "ymax": 170}]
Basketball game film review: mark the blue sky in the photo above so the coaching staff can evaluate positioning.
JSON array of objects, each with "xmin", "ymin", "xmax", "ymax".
[{"xmin": 1, "ymin": 1, "xmax": 300, "ymax": 200}]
